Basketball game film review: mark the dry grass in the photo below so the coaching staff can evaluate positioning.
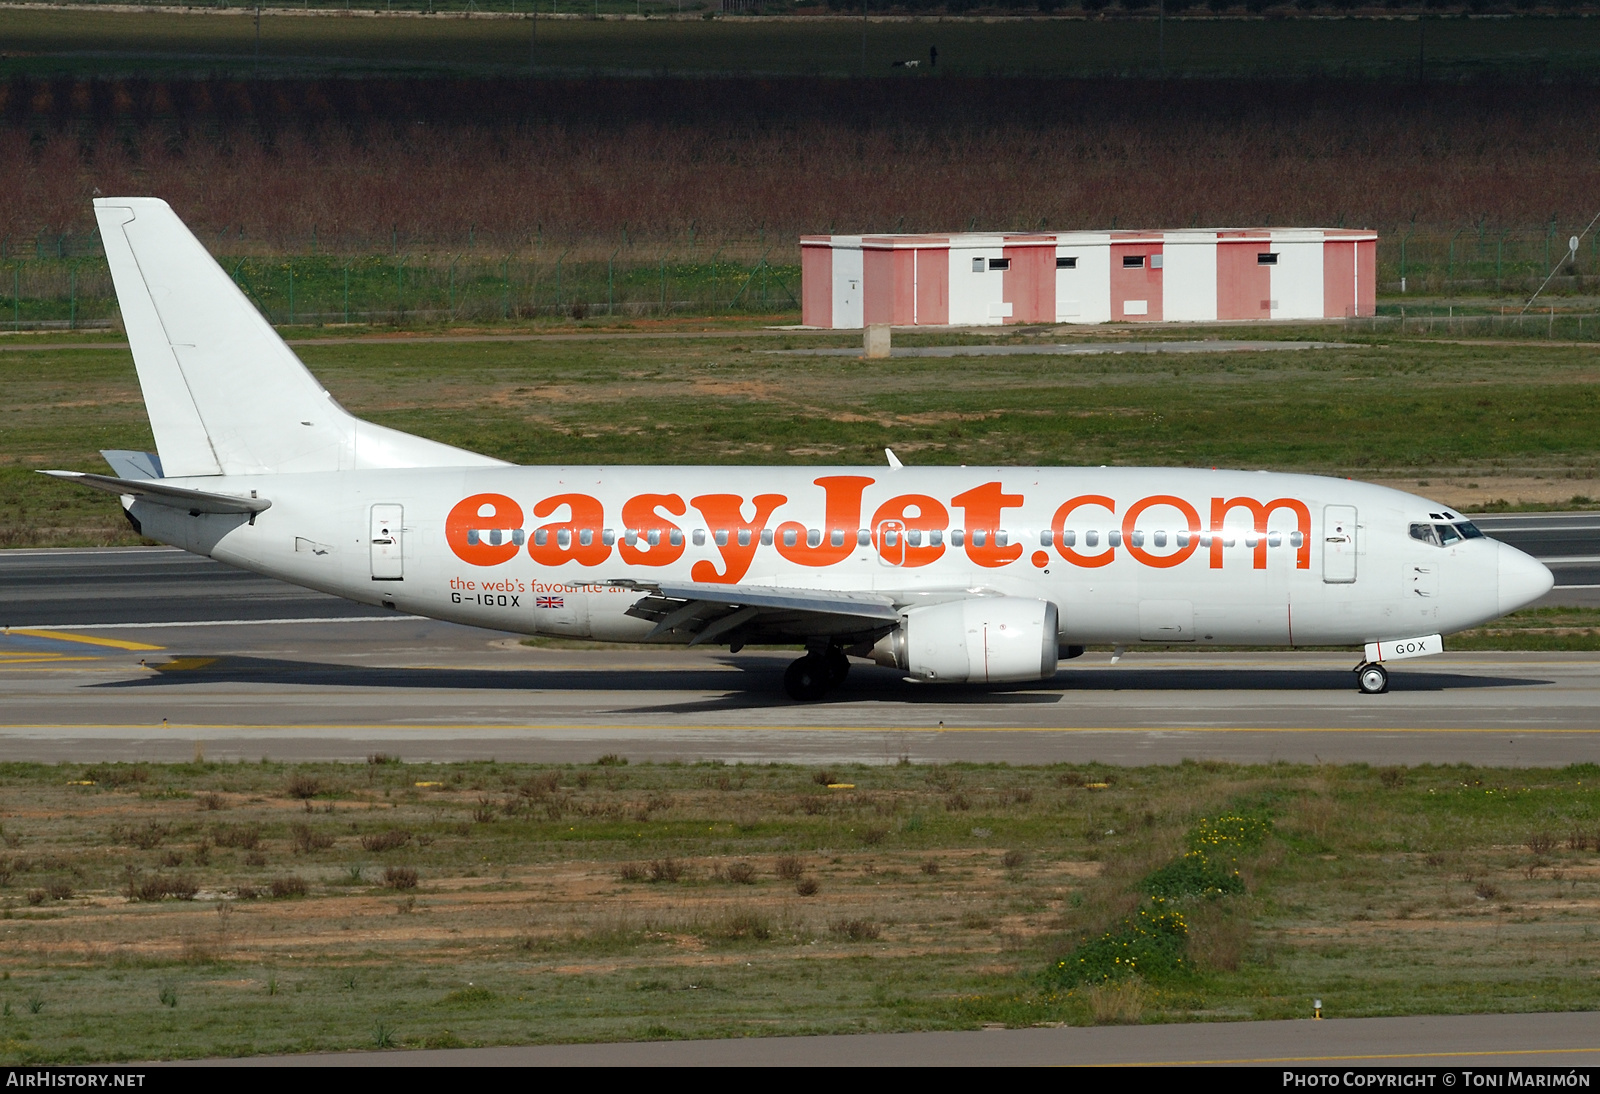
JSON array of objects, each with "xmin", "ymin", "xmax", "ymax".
[{"xmin": 1085, "ymin": 979, "xmax": 1145, "ymax": 1025}]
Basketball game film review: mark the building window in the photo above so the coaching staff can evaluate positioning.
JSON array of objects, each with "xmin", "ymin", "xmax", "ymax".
[
  {"xmin": 1258, "ymin": 252, "xmax": 1278, "ymax": 265},
  {"xmin": 972, "ymin": 257, "xmax": 985, "ymax": 273},
  {"xmin": 1056, "ymin": 256, "xmax": 1077, "ymax": 269},
  {"xmin": 1123, "ymin": 255, "xmax": 1145, "ymax": 269},
  {"xmin": 988, "ymin": 258, "xmax": 1010, "ymax": 271}
]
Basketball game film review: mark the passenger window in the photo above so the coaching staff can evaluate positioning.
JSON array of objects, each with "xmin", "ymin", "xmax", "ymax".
[
  {"xmin": 1130, "ymin": 530, "xmax": 1145, "ymax": 548},
  {"xmin": 972, "ymin": 529, "xmax": 987, "ymax": 547},
  {"xmin": 625, "ymin": 529, "xmax": 639, "ymax": 546},
  {"xmin": 883, "ymin": 529, "xmax": 899, "ymax": 547},
  {"xmin": 808, "ymin": 528, "xmax": 822, "ymax": 548},
  {"xmin": 737, "ymin": 530, "xmax": 751, "ymax": 547},
  {"xmin": 782, "ymin": 529, "xmax": 798, "ymax": 548},
  {"xmin": 602, "ymin": 528, "xmax": 616, "ymax": 546},
  {"xmin": 951, "ymin": 529, "xmax": 965, "ymax": 547},
  {"xmin": 1061, "ymin": 530, "xmax": 1076, "ymax": 547},
  {"xmin": 930, "ymin": 529, "xmax": 943, "ymax": 546},
  {"xmin": 691, "ymin": 529, "xmax": 704, "ymax": 547},
  {"xmin": 1177, "ymin": 531, "xmax": 1191, "ymax": 547},
  {"xmin": 1289, "ymin": 531, "xmax": 1304, "ymax": 548},
  {"xmin": 669, "ymin": 529, "xmax": 683, "ymax": 547},
  {"xmin": 579, "ymin": 529, "xmax": 593, "ymax": 547},
  {"xmin": 857, "ymin": 529, "xmax": 872, "ymax": 547},
  {"xmin": 715, "ymin": 529, "xmax": 729, "ymax": 547},
  {"xmin": 995, "ymin": 530, "xmax": 1008, "ymax": 547},
  {"xmin": 557, "ymin": 529, "xmax": 572, "ymax": 549},
  {"xmin": 1267, "ymin": 531, "xmax": 1281, "ymax": 547},
  {"xmin": 1435, "ymin": 523, "xmax": 1461, "ymax": 546},
  {"xmin": 1153, "ymin": 531, "xmax": 1165, "ymax": 548},
  {"xmin": 534, "ymin": 530, "xmax": 548, "ymax": 547},
  {"xmin": 1085, "ymin": 530, "xmax": 1099, "ymax": 548},
  {"xmin": 1040, "ymin": 529, "xmax": 1053, "ymax": 547},
  {"xmin": 1409, "ymin": 523, "xmax": 1440, "ymax": 547},
  {"xmin": 1108, "ymin": 530, "xmax": 1122, "ymax": 548},
  {"xmin": 830, "ymin": 529, "xmax": 845, "ymax": 547},
  {"xmin": 760, "ymin": 530, "xmax": 774, "ymax": 546},
  {"xmin": 908, "ymin": 529, "xmax": 922, "ymax": 547},
  {"xmin": 647, "ymin": 530, "xmax": 661, "ymax": 547},
  {"xmin": 512, "ymin": 529, "xmax": 525, "ymax": 546},
  {"xmin": 1456, "ymin": 522, "xmax": 1485, "ymax": 539}
]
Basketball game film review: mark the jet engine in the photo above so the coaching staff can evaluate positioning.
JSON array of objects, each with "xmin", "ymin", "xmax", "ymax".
[{"xmin": 871, "ymin": 597, "xmax": 1060, "ymax": 683}]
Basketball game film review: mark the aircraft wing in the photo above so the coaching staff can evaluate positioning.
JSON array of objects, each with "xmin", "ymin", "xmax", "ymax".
[
  {"xmin": 40, "ymin": 470, "xmax": 271, "ymax": 515},
  {"xmin": 609, "ymin": 579, "xmax": 900, "ymax": 647}
]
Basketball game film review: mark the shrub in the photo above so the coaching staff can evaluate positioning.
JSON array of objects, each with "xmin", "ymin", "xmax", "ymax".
[
  {"xmin": 113, "ymin": 821, "xmax": 169, "ymax": 850},
  {"xmin": 1142, "ymin": 851, "xmax": 1245, "ymax": 899},
  {"xmin": 43, "ymin": 880, "xmax": 73, "ymax": 901},
  {"xmin": 799, "ymin": 796, "xmax": 827, "ymax": 816},
  {"xmin": 196, "ymin": 792, "xmax": 225, "ymax": 811},
  {"xmin": 618, "ymin": 862, "xmax": 646, "ymax": 882},
  {"xmin": 213, "ymin": 824, "xmax": 261, "ymax": 850},
  {"xmin": 795, "ymin": 877, "xmax": 819, "ymax": 896},
  {"xmin": 595, "ymin": 754, "xmax": 627, "ymax": 767},
  {"xmin": 1378, "ymin": 767, "xmax": 1408, "ymax": 790},
  {"xmin": 945, "ymin": 792, "xmax": 971, "ymax": 812},
  {"xmin": 724, "ymin": 861, "xmax": 757, "ymax": 885},
  {"xmin": 269, "ymin": 876, "xmax": 309, "ymax": 898},
  {"xmin": 812, "ymin": 770, "xmax": 837, "ymax": 786},
  {"xmin": 360, "ymin": 829, "xmax": 412, "ymax": 853},
  {"xmin": 774, "ymin": 855, "xmax": 805, "ymax": 880},
  {"xmin": 290, "ymin": 823, "xmax": 335, "ymax": 853},
  {"xmin": 860, "ymin": 825, "xmax": 889, "ymax": 846},
  {"xmin": 284, "ymin": 772, "xmax": 321, "ymax": 800},
  {"xmin": 717, "ymin": 910, "xmax": 772, "ymax": 941},
  {"xmin": 383, "ymin": 867, "xmax": 419, "ymax": 890},
  {"xmin": 135, "ymin": 875, "xmax": 198, "ymax": 901},
  {"xmin": 829, "ymin": 918, "xmax": 881, "ymax": 941},
  {"xmin": 1052, "ymin": 899, "xmax": 1189, "ymax": 985},
  {"xmin": 1001, "ymin": 850, "xmax": 1026, "ymax": 870},
  {"xmin": 244, "ymin": 851, "xmax": 267, "ymax": 867},
  {"xmin": 647, "ymin": 858, "xmax": 684, "ymax": 883},
  {"xmin": 1527, "ymin": 831, "xmax": 1557, "ymax": 855},
  {"xmin": 921, "ymin": 859, "xmax": 940, "ymax": 875},
  {"xmin": 519, "ymin": 772, "xmax": 560, "ymax": 800}
]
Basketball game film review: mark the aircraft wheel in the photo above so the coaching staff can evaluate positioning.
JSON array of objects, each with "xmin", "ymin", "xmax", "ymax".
[
  {"xmin": 784, "ymin": 655, "xmax": 832, "ymax": 702},
  {"xmin": 824, "ymin": 647, "xmax": 852, "ymax": 686},
  {"xmin": 1356, "ymin": 663, "xmax": 1389, "ymax": 695}
]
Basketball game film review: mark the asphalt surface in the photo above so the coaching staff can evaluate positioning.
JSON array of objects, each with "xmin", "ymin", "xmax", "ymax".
[
  {"xmin": 1472, "ymin": 512, "xmax": 1600, "ymax": 596},
  {"xmin": 1, "ymin": 513, "xmax": 1598, "ymax": 765},
  {"xmin": 193, "ymin": 1011, "xmax": 1600, "ymax": 1067}
]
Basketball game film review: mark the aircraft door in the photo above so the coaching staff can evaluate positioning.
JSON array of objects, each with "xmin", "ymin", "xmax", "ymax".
[
  {"xmin": 875, "ymin": 519, "xmax": 906, "ymax": 566},
  {"xmin": 370, "ymin": 504, "xmax": 404, "ymax": 581},
  {"xmin": 1323, "ymin": 505, "xmax": 1357, "ymax": 584}
]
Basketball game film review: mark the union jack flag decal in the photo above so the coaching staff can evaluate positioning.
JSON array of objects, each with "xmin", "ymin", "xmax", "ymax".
[{"xmin": 536, "ymin": 596, "xmax": 564, "ymax": 609}]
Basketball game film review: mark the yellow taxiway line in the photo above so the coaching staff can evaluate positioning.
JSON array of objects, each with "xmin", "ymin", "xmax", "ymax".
[{"xmin": 4, "ymin": 628, "xmax": 164, "ymax": 651}]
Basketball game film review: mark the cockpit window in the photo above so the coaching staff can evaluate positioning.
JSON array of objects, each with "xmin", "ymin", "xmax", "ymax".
[
  {"xmin": 1409, "ymin": 523, "xmax": 1441, "ymax": 547},
  {"xmin": 1455, "ymin": 521, "xmax": 1485, "ymax": 539},
  {"xmin": 1435, "ymin": 523, "xmax": 1462, "ymax": 546}
]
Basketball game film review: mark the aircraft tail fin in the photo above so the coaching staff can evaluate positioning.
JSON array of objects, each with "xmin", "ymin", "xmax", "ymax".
[{"xmin": 94, "ymin": 198, "xmax": 505, "ymax": 477}]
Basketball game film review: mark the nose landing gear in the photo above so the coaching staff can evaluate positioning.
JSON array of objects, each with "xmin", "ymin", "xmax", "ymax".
[
  {"xmin": 784, "ymin": 646, "xmax": 852, "ymax": 701},
  {"xmin": 1355, "ymin": 662, "xmax": 1389, "ymax": 695}
]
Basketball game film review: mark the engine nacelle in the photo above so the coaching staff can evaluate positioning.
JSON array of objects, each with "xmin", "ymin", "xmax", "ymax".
[{"xmin": 872, "ymin": 597, "xmax": 1060, "ymax": 683}]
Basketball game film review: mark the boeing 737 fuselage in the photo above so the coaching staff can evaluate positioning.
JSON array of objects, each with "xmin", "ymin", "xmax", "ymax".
[{"xmin": 47, "ymin": 199, "xmax": 1555, "ymax": 700}]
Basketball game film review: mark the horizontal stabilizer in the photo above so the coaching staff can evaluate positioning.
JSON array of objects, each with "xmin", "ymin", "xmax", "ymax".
[
  {"xmin": 100, "ymin": 450, "xmax": 164, "ymax": 481},
  {"xmin": 41, "ymin": 471, "xmax": 270, "ymax": 515}
]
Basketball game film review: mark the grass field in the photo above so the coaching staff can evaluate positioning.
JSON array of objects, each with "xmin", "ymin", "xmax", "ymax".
[
  {"xmin": 5, "ymin": 9, "xmax": 1600, "ymax": 80},
  {"xmin": 0, "ymin": 757, "xmax": 1591, "ymax": 1061},
  {"xmin": 6, "ymin": 326, "xmax": 1600, "ymax": 546}
]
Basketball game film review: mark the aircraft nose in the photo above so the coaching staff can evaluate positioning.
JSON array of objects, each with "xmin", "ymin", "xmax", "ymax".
[{"xmin": 1498, "ymin": 541, "xmax": 1554, "ymax": 615}]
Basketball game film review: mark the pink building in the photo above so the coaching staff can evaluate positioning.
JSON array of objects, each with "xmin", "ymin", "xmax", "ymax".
[{"xmin": 800, "ymin": 229, "xmax": 1377, "ymax": 328}]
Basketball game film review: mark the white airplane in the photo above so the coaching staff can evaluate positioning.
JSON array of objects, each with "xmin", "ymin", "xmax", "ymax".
[{"xmin": 47, "ymin": 198, "xmax": 1554, "ymax": 700}]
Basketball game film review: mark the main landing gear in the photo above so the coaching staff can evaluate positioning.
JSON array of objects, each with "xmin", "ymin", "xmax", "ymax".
[
  {"xmin": 784, "ymin": 646, "xmax": 851, "ymax": 702},
  {"xmin": 1355, "ymin": 662, "xmax": 1389, "ymax": 695}
]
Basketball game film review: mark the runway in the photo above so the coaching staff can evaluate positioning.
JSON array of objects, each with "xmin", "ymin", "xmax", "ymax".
[
  {"xmin": 2, "ymin": 514, "xmax": 1597, "ymax": 766},
  {"xmin": 203, "ymin": 1010, "xmax": 1600, "ymax": 1067}
]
